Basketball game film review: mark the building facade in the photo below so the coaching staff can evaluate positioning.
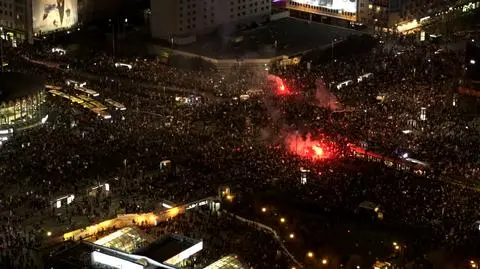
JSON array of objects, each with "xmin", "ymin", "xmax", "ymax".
[
  {"xmin": 285, "ymin": 0, "xmax": 477, "ymax": 32},
  {"xmin": 151, "ymin": 0, "xmax": 271, "ymax": 43},
  {"xmin": 0, "ymin": 0, "xmax": 81, "ymax": 45},
  {"xmin": 285, "ymin": 0, "xmax": 357, "ymax": 22},
  {"xmin": 0, "ymin": 0, "xmax": 33, "ymax": 43}
]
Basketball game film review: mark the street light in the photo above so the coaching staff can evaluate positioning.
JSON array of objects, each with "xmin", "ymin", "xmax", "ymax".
[
  {"xmin": 307, "ymin": 251, "xmax": 314, "ymax": 258},
  {"xmin": 280, "ymin": 217, "xmax": 285, "ymax": 223},
  {"xmin": 322, "ymin": 258, "xmax": 328, "ymax": 265},
  {"xmin": 261, "ymin": 207, "xmax": 267, "ymax": 213}
]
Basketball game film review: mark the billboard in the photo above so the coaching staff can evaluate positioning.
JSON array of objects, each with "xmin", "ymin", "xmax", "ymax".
[
  {"xmin": 32, "ymin": 0, "xmax": 78, "ymax": 33},
  {"xmin": 290, "ymin": 0, "xmax": 357, "ymax": 13}
]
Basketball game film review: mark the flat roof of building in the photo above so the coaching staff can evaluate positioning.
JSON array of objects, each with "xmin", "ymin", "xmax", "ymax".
[
  {"xmin": 203, "ymin": 254, "xmax": 247, "ymax": 269},
  {"xmin": 177, "ymin": 17, "xmax": 363, "ymax": 59},
  {"xmin": 0, "ymin": 72, "xmax": 45, "ymax": 103},
  {"xmin": 135, "ymin": 235, "xmax": 195, "ymax": 263}
]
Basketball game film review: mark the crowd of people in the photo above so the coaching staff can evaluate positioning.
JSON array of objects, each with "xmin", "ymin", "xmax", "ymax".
[{"xmin": 0, "ymin": 26, "xmax": 479, "ymax": 268}]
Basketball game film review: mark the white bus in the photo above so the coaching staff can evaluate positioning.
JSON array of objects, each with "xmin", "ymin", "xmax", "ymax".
[
  {"xmin": 74, "ymin": 85, "xmax": 100, "ymax": 97},
  {"xmin": 105, "ymin": 99, "xmax": 126, "ymax": 111},
  {"xmin": 66, "ymin": 79, "xmax": 86, "ymax": 87}
]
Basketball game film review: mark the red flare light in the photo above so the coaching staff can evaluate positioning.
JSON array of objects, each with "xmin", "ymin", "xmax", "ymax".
[
  {"xmin": 285, "ymin": 133, "xmax": 337, "ymax": 160},
  {"xmin": 267, "ymin": 74, "xmax": 292, "ymax": 96},
  {"xmin": 276, "ymin": 82, "xmax": 292, "ymax": 96}
]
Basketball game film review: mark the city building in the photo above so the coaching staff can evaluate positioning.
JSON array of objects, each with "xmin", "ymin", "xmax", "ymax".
[
  {"xmin": 150, "ymin": 0, "xmax": 271, "ymax": 44},
  {"xmin": 0, "ymin": 0, "xmax": 33, "ymax": 44},
  {"xmin": 286, "ymin": 0, "xmax": 358, "ymax": 23},
  {"xmin": 0, "ymin": 72, "xmax": 48, "ymax": 142},
  {"xmin": 284, "ymin": 0, "xmax": 479, "ymax": 32},
  {"xmin": 0, "ymin": 0, "xmax": 79, "ymax": 45}
]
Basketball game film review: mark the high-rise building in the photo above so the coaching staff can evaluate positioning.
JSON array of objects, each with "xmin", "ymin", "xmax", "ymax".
[
  {"xmin": 0, "ymin": 0, "xmax": 79, "ymax": 45},
  {"xmin": 150, "ymin": 0, "xmax": 271, "ymax": 44},
  {"xmin": 0, "ymin": 0, "xmax": 33, "ymax": 43}
]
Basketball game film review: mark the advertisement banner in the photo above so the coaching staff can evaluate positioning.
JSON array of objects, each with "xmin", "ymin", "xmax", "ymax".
[
  {"xmin": 290, "ymin": 0, "xmax": 357, "ymax": 13},
  {"xmin": 32, "ymin": 0, "xmax": 78, "ymax": 34}
]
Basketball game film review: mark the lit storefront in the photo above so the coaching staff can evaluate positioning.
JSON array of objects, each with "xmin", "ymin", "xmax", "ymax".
[
  {"xmin": 0, "ymin": 72, "xmax": 48, "ymax": 141},
  {"xmin": 0, "ymin": 90, "xmax": 46, "ymax": 126}
]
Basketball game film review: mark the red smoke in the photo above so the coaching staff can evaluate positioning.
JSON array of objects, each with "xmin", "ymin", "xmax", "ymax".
[
  {"xmin": 285, "ymin": 133, "xmax": 337, "ymax": 160},
  {"xmin": 267, "ymin": 74, "xmax": 292, "ymax": 96}
]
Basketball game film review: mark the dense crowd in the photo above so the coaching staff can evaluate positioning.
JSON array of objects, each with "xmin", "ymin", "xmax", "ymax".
[{"xmin": 0, "ymin": 28, "xmax": 479, "ymax": 269}]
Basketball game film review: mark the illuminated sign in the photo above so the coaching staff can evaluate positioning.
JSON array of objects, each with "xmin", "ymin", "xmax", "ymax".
[
  {"xmin": 290, "ymin": 0, "xmax": 357, "ymax": 13},
  {"xmin": 186, "ymin": 200, "xmax": 208, "ymax": 210},
  {"xmin": 33, "ymin": 0, "xmax": 78, "ymax": 34}
]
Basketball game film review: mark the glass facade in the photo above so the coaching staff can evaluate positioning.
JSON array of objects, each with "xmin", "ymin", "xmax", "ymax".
[
  {"xmin": 0, "ymin": 90, "xmax": 46, "ymax": 128},
  {"xmin": 94, "ymin": 227, "xmax": 154, "ymax": 254}
]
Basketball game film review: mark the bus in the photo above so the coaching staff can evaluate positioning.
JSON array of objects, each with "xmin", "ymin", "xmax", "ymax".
[
  {"xmin": 88, "ymin": 100, "xmax": 108, "ymax": 111},
  {"xmin": 74, "ymin": 85, "xmax": 99, "ymax": 97},
  {"xmin": 104, "ymin": 99, "xmax": 126, "ymax": 111},
  {"xmin": 93, "ymin": 109, "xmax": 112, "ymax": 120},
  {"xmin": 66, "ymin": 80, "xmax": 86, "ymax": 87},
  {"xmin": 46, "ymin": 85, "xmax": 62, "ymax": 91},
  {"xmin": 349, "ymin": 144, "xmax": 428, "ymax": 176}
]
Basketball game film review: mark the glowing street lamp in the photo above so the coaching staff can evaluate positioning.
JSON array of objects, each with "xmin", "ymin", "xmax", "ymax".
[
  {"xmin": 307, "ymin": 252, "xmax": 314, "ymax": 258},
  {"xmin": 322, "ymin": 258, "xmax": 328, "ymax": 265},
  {"xmin": 280, "ymin": 217, "xmax": 286, "ymax": 223},
  {"xmin": 289, "ymin": 233, "xmax": 295, "ymax": 239},
  {"xmin": 261, "ymin": 207, "xmax": 267, "ymax": 213}
]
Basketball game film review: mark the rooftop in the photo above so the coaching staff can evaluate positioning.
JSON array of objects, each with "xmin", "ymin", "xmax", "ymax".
[
  {"xmin": 135, "ymin": 235, "xmax": 198, "ymax": 264},
  {"xmin": 94, "ymin": 226, "xmax": 155, "ymax": 253},
  {"xmin": 203, "ymin": 254, "xmax": 247, "ymax": 269},
  {"xmin": 177, "ymin": 17, "xmax": 363, "ymax": 59},
  {"xmin": 0, "ymin": 72, "xmax": 45, "ymax": 103}
]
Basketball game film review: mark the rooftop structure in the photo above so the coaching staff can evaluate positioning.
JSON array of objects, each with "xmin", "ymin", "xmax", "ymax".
[
  {"xmin": 135, "ymin": 234, "xmax": 203, "ymax": 266},
  {"xmin": 203, "ymin": 254, "xmax": 247, "ymax": 269},
  {"xmin": 94, "ymin": 227, "xmax": 156, "ymax": 253},
  {"xmin": 49, "ymin": 227, "xmax": 203, "ymax": 269}
]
